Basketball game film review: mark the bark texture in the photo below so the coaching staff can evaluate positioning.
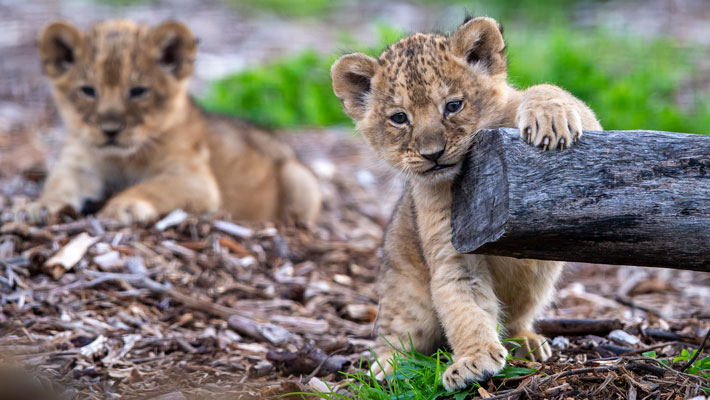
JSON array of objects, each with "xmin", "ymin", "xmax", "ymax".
[{"xmin": 451, "ymin": 128, "xmax": 710, "ymax": 271}]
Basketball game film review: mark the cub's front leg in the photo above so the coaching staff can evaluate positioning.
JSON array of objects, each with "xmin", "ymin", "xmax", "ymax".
[
  {"xmin": 516, "ymin": 84, "xmax": 602, "ymax": 150},
  {"xmin": 431, "ymin": 248, "xmax": 507, "ymax": 392},
  {"xmin": 504, "ymin": 84, "xmax": 601, "ymax": 361},
  {"xmin": 100, "ymin": 169, "xmax": 220, "ymax": 225},
  {"xmin": 369, "ymin": 193, "xmax": 444, "ymax": 381},
  {"xmin": 14, "ymin": 145, "xmax": 103, "ymax": 223}
]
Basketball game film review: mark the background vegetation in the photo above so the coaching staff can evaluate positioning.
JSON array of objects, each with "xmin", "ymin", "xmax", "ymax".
[{"xmin": 200, "ymin": 0, "xmax": 710, "ymax": 134}]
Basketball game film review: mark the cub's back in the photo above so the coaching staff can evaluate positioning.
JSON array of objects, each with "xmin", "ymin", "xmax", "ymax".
[{"xmin": 205, "ymin": 113, "xmax": 293, "ymax": 221}]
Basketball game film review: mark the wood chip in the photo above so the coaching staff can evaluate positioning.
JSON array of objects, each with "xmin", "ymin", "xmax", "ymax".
[
  {"xmin": 308, "ymin": 377, "xmax": 331, "ymax": 394},
  {"xmin": 154, "ymin": 209, "xmax": 188, "ymax": 231},
  {"xmin": 79, "ymin": 335, "xmax": 107, "ymax": 358},
  {"xmin": 153, "ymin": 392, "xmax": 187, "ymax": 400},
  {"xmin": 214, "ymin": 220, "xmax": 253, "ymax": 239},
  {"xmin": 218, "ymin": 236, "xmax": 250, "ymax": 257},
  {"xmin": 478, "ymin": 387, "xmax": 492, "ymax": 398},
  {"xmin": 228, "ymin": 314, "xmax": 292, "ymax": 345},
  {"xmin": 43, "ymin": 232, "xmax": 99, "ymax": 279}
]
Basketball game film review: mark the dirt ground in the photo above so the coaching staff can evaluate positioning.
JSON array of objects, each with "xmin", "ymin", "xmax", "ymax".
[{"xmin": 1, "ymin": 1, "xmax": 709, "ymax": 399}]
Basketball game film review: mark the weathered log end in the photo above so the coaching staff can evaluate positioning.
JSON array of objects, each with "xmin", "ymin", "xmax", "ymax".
[
  {"xmin": 451, "ymin": 128, "xmax": 710, "ymax": 271},
  {"xmin": 451, "ymin": 130, "xmax": 510, "ymax": 253}
]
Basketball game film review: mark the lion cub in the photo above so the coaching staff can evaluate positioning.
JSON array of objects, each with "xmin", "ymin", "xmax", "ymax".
[
  {"xmin": 20, "ymin": 20, "xmax": 320, "ymax": 225},
  {"xmin": 332, "ymin": 17, "xmax": 601, "ymax": 391}
]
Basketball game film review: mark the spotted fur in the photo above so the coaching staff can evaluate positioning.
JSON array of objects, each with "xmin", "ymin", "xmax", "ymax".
[
  {"xmin": 332, "ymin": 17, "xmax": 602, "ymax": 392},
  {"xmin": 19, "ymin": 19, "xmax": 321, "ymax": 225}
]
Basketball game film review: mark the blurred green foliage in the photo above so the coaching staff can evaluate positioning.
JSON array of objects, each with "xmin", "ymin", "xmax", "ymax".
[
  {"xmin": 200, "ymin": 6, "xmax": 710, "ymax": 134},
  {"xmin": 507, "ymin": 29, "xmax": 710, "ymax": 134},
  {"xmin": 199, "ymin": 25, "xmax": 404, "ymax": 129},
  {"xmin": 226, "ymin": 0, "xmax": 577, "ymax": 21},
  {"xmin": 228, "ymin": 0, "xmax": 340, "ymax": 17},
  {"xmin": 200, "ymin": 50, "xmax": 342, "ymax": 128}
]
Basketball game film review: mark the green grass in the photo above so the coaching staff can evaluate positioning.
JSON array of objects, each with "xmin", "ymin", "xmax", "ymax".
[
  {"xmin": 200, "ymin": 23, "xmax": 710, "ymax": 134},
  {"xmin": 643, "ymin": 348, "xmax": 710, "ymax": 395},
  {"xmin": 673, "ymin": 349, "xmax": 710, "ymax": 379},
  {"xmin": 289, "ymin": 336, "xmax": 537, "ymax": 400},
  {"xmin": 294, "ymin": 346, "xmax": 710, "ymax": 399},
  {"xmin": 643, "ymin": 348, "xmax": 710, "ymax": 381},
  {"xmin": 292, "ymin": 342, "xmax": 710, "ymax": 399}
]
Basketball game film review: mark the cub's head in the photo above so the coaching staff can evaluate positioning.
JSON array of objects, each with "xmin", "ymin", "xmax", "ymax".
[
  {"xmin": 39, "ymin": 20, "xmax": 197, "ymax": 155},
  {"xmin": 332, "ymin": 17, "xmax": 510, "ymax": 184}
]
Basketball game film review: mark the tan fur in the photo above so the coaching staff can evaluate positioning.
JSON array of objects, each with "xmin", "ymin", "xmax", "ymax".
[
  {"xmin": 19, "ymin": 20, "xmax": 320, "ymax": 225},
  {"xmin": 332, "ymin": 17, "xmax": 602, "ymax": 391}
]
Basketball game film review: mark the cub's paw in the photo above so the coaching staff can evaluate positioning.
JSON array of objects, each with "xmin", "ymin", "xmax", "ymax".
[
  {"xmin": 12, "ymin": 200, "xmax": 67, "ymax": 224},
  {"xmin": 509, "ymin": 330, "xmax": 551, "ymax": 362},
  {"xmin": 442, "ymin": 341, "xmax": 507, "ymax": 392},
  {"xmin": 516, "ymin": 99, "xmax": 583, "ymax": 151},
  {"xmin": 100, "ymin": 197, "xmax": 158, "ymax": 225},
  {"xmin": 370, "ymin": 349, "xmax": 395, "ymax": 382}
]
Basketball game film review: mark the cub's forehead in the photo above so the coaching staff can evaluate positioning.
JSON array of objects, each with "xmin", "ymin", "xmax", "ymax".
[
  {"xmin": 375, "ymin": 33, "xmax": 464, "ymax": 106},
  {"xmin": 85, "ymin": 20, "xmax": 148, "ymax": 53},
  {"xmin": 380, "ymin": 33, "xmax": 449, "ymax": 62},
  {"xmin": 81, "ymin": 20, "xmax": 151, "ymax": 84}
]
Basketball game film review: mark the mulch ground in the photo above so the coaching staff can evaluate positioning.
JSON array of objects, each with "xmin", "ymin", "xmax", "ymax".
[
  {"xmin": 1, "ymin": 2, "xmax": 709, "ymax": 398},
  {"xmin": 1, "ymin": 127, "xmax": 709, "ymax": 399}
]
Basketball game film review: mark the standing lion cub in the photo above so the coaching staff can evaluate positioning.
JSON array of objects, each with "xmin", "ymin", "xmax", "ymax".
[
  {"xmin": 332, "ymin": 17, "xmax": 602, "ymax": 391},
  {"xmin": 20, "ymin": 19, "xmax": 321, "ymax": 225}
]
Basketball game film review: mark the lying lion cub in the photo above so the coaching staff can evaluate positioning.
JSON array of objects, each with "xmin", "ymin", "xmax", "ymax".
[
  {"xmin": 20, "ymin": 20, "xmax": 321, "ymax": 224},
  {"xmin": 332, "ymin": 17, "xmax": 602, "ymax": 391}
]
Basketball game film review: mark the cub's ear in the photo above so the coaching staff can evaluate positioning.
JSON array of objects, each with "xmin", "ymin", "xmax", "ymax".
[
  {"xmin": 331, "ymin": 53, "xmax": 379, "ymax": 121},
  {"xmin": 450, "ymin": 16, "xmax": 507, "ymax": 76},
  {"xmin": 38, "ymin": 21, "xmax": 83, "ymax": 78},
  {"xmin": 149, "ymin": 21, "xmax": 197, "ymax": 80}
]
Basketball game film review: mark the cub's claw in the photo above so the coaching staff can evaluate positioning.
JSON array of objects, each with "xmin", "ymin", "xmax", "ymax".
[
  {"xmin": 517, "ymin": 100, "xmax": 583, "ymax": 151},
  {"xmin": 369, "ymin": 349, "xmax": 394, "ymax": 382},
  {"xmin": 510, "ymin": 330, "xmax": 552, "ymax": 363},
  {"xmin": 11, "ymin": 200, "xmax": 64, "ymax": 225}
]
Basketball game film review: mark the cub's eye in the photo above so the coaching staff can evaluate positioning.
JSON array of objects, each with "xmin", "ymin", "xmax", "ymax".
[
  {"xmin": 129, "ymin": 86, "xmax": 149, "ymax": 99},
  {"xmin": 390, "ymin": 112, "xmax": 408, "ymax": 125},
  {"xmin": 80, "ymin": 86, "xmax": 97, "ymax": 98},
  {"xmin": 445, "ymin": 100, "xmax": 463, "ymax": 114}
]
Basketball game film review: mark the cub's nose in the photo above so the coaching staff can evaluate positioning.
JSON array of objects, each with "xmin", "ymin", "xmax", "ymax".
[
  {"xmin": 420, "ymin": 148, "xmax": 445, "ymax": 162},
  {"xmin": 100, "ymin": 120, "xmax": 125, "ymax": 138}
]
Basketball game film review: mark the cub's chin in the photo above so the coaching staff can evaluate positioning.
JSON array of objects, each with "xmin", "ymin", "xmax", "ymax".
[
  {"xmin": 88, "ymin": 130, "xmax": 150, "ymax": 157},
  {"xmin": 98, "ymin": 144, "xmax": 140, "ymax": 157},
  {"xmin": 94, "ymin": 138, "xmax": 143, "ymax": 157},
  {"xmin": 413, "ymin": 162, "xmax": 462, "ymax": 185}
]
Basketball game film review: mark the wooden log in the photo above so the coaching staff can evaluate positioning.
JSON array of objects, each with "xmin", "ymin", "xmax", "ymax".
[
  {"xmin": 451, "ymin": 128, "xmax": 710, "ymax": 271},
  {"xmin": 534, "ymin": 318, "xmax": 623, "ymax": 337},
  {"xmin": 267, "ymin": 345, "xmax": 349, "ymax": 377}
]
